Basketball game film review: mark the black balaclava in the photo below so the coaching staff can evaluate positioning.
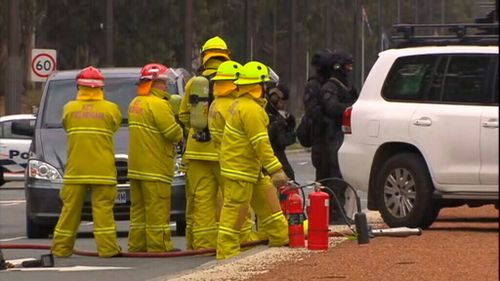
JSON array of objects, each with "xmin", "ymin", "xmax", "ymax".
[{"xmin": 331, "ymin": 50, "xmax": 354, "ymax": 86}]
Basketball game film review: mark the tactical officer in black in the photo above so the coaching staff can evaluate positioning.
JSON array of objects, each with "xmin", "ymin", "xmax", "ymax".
[
  {"xmin": 266, "ymin": 83, "xmax": 296, "ymax": 180},
  {"xmin": 300, "ymin": 48, "xmax": 334, "ymax": 180},
  {"xmin": 319, "ymin": 50, "xmax": 358, "ymax": 223},
  {"xmin": 300, "ymin": 49, "xmax": 333, "ymax": 143}
]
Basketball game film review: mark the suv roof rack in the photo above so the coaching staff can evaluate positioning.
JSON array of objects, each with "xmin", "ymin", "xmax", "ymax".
[{"xmin": 390, "ymin": 23, "xmax": 499, "ymax": 48}]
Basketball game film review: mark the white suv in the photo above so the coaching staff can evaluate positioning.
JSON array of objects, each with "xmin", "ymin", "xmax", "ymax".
[{"xmin": 339, "ymin": 44, "xmax": 498, "ymax": 228}]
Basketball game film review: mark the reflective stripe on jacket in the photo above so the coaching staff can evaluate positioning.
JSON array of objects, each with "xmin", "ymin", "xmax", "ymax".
[
  {"xmin": 63, "ymin": 100, "xmax": 121, "ymax": 185},
  {"xmin": 128, "ymin": 95, "xmax": 182, "ymax": 184},
  {"xmin": 220, "ymin": 95, "xmax": 282, "ymax": 182}
]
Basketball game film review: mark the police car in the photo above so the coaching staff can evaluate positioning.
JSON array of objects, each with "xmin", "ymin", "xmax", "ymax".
[{"xmin": 0, "ymin": 114, "xmax": 36, "ymax": 186}]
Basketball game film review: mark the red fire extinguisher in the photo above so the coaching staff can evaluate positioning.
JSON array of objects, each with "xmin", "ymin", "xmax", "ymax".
[
  {"xmin": 307, "ymin": 185, "xmax": 329, "ymax": 250},
  {"xmin": 279, "ymin": 184, "xmax": 305, "ymax": 248},
  {"xmin": 279, "ymin": 185, "xmax": 299, "ymax": 215}
]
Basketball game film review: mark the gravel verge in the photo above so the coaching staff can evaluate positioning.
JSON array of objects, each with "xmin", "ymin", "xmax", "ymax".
[{"xmin": 164, "ymin": 211, "xmax": 384, "ymax": 281}]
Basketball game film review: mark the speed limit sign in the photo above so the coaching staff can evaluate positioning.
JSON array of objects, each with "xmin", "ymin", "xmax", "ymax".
[{"xmin": 31, "ymin": 49, "xmax": 57, "ymax": 82}]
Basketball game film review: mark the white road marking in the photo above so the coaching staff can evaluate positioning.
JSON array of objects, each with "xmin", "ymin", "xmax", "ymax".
[
  {"xmin": 8, "ymin": 265, "xmax": 133, "ymax": 272},
  {"xmin": 6, "ymin": 258, "xmax": 36, "ymax": 266},
  {"xmin": 0, "ymin": 200, "xmax": 26, "ymax": 207},
  {"xmin": 1, "ymin": 203, "xmax": 22, "ymax": 207},
  {"xmin": 0, "ymin": 200, "xmax": 26, "ymax": 203},
  {"xmin": 0, "ymin": 236, "xmax": 27, "ymax": 242}
]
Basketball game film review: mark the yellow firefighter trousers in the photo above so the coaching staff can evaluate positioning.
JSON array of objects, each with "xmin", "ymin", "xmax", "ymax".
[
  {"xmin": 217, "ymin": 176, "xmax": 289, "ymax": 260},
  {"xmin": 184, "ymin": 175, "xmax": 194, "ymax": 250},
  {"xmin": 187, "ymin": 160, "xmax": 257, "ymax": 250},
  {"xmin": 128, "ymin": 179, "xmax": 174, "ymax": 252},
  {"xmin": 52, "ymin": 184, "xmax": 120, "ymax": 258},
  {"xmin": 187, "ymin": 160, "xmax": 222, "ymax": 249}
]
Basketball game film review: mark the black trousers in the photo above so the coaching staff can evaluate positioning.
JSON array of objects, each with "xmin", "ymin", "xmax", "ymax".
[{"xmin": 311, "ymin": 132, "xmax": 346, "ymax": 223}]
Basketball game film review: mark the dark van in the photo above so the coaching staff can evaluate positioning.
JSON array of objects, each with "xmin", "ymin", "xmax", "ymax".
[{"xmin": 13, "ymin": 68, "xmax": 186, "ymax": 238}]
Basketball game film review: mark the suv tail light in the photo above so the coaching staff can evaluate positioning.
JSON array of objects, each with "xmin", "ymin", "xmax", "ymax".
[{"xmin": 342, "ymin": 107, "xmax": 352, "ymax": 134}]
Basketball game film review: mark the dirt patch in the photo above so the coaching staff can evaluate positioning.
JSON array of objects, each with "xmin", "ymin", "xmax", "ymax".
[{"xmin": 249, "ymin": 205, "xmax": 499, "ymax": 281}]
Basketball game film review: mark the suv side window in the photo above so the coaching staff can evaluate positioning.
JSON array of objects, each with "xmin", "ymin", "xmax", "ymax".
[
  {"xmin": 441, "ymin": 55, "xmax": 491, "ymax": 104},
  {"xmin": 382, "ymin": 55, "xmax": 437, "ymax": 102},
  {"xmin": 427, "ymin": 57, "xmax": 448, "ymax": 102}
]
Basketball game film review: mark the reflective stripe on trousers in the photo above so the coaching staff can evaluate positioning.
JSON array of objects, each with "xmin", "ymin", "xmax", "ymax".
[
  {"xmin": 216, "ymin": 176, "xmax": 288, "ymax": 260},
  {"xmin": 187, "ymin": 160, "xmax": 222, "ymax": 249},
  {"xmin": 127, "ymin": 179, "xmax": 174, "ymax": 252}
]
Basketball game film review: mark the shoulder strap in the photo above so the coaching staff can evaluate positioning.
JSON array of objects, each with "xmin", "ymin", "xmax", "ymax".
[
  {"xmin": 329, "ymin": 77, "xmax": 349, "ymax": 92},
  {"xmin": 203, "ymin": 73, "xmax": 215, "ymax": 105}
]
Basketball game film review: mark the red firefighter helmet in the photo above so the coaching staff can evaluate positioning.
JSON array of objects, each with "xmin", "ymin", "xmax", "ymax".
[
  {"xmin": 139, "ymin": 63, "xmax": 172, "ymax": 82},
  {"xmin": 76, "ymin": 66, "xmax": 105, "ymax": 88}
]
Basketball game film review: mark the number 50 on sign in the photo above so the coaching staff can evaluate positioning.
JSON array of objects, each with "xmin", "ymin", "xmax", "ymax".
[{"xmin": 31, "ymin": 49, "xmax": 57, "ymax": 82}]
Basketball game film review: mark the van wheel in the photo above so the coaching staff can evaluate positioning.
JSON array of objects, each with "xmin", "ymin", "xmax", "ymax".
[
  {"xmin": 375, "ymin": 153, "xmax": 438, "ymax": 228},
  {"xmin": 26, "ymin": 216, "xmax": 52, "ymax": 239},
  {"xmin": 175, "ymin": 220, "xmax": 186, "ymax": 236}
]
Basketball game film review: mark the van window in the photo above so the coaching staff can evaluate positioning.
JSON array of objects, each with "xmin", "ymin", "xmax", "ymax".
[
  {"xmin": 42, "ymin": 78, "xmax": 137, "ymax": 128},
  {"xmin": 441, "ymin": 55, "xmax": 491, "ymax": 104},
  {"xmin": 382, "ymin": 55, "xmax": 436, "ymax": 102}
]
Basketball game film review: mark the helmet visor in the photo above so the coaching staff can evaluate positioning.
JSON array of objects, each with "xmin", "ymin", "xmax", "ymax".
[{"xmin": 268, "ymin": 67, "xmax": 279, "ymax": 84}]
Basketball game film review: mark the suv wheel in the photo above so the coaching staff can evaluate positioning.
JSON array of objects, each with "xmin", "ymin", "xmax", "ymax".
[
  {"xmin": 26, "ymin": 216, "xmax": 53, "ymax": 239},
  {"xmin": 375, "ymin": 153, "xmax": 439, "ymax": 228}
]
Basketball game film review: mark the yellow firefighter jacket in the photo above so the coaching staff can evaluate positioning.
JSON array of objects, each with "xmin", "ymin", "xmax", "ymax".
[
  {"xmin": 127, "ymin": 88, "xmax": 183, "ymax": 184},
  {"xmin": 220, "ymin": 94, "xmax": 283, "ymax": 183},
  {"xmin": 63, "ymin": 99, "xmax": 121, "ymax": 185},
  {"xmin": 178, "ymin": 69, "xmax": 219, "ymax": 161},
  {"xmin": 208, "ymin": 92, "xmax": 237, "ymax": 152}
]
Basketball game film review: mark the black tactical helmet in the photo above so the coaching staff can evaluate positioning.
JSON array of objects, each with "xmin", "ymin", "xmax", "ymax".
[
  {"xmin": 311, "ymin": 48, "xmax": 334, "ymax": 79},
  {"xmin": 311, "ymin": 48, "xmax": 333, "ymax": 71}
]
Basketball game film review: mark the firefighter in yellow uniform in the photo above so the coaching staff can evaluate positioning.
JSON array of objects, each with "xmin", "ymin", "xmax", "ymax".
[
  {"xmin": 127, "ymin": 63, "xmax": 183, "ymax": 252},
  {"xmin": 208, "ymin": 60, "xmax": 243, "ymax": 148},
  {"xmin": 52, "ymin": 66, "xmax": 121, "ymax": 258},
  {"xmin": 217, "ymin": 61, "xmax": 290, "ymax": 260},
  {"xmin": 208, "ymin": 60, "xmax": 259, "ymax": 243},
  {"xmin": 179, "ymin": 36, "xmax": 231, "ymax": 250}
]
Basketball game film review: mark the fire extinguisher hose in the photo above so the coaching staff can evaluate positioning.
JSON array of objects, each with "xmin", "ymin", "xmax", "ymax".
[{"xmin": 298, "ymin": 177, "xmax": 360, "ymax": 233}]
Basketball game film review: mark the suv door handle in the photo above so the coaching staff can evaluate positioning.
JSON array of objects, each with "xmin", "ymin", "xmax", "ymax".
[
  {"xmin": 413, "ymin": 117, "xmax": 432, "ymax": 127},
  {"xmin": 483, "ymin": 119, "xmax": 499, "ymax": 128}
]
